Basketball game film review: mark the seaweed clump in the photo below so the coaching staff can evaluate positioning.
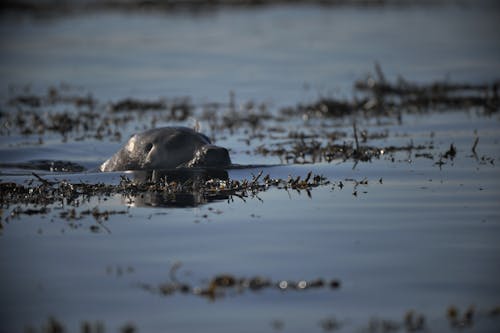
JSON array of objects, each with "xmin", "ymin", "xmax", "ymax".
[
  {"xmin": 283, "ymin": 63, "xmax": 499, "ymax": 119},
  {"xmin": 0, "ymin": 170, "xmax": 329, "ymax": 219},
  {"xmin": 138, "ymin": 263, "xmax": 340, "ymax": 301}
]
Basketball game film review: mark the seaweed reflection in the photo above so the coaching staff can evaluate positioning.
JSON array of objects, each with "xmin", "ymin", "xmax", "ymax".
[{"xmin": 124, "ymin": 168, "xmax": 230, "ymax": 208}]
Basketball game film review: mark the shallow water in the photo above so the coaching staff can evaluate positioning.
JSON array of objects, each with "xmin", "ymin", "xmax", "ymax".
[
  {"xmin": 1, "ymin": 2, "xmax": 500, "ymax": 103},
  {"xmin": 1, "ymin": 2, "xmax": 500, "ymax": 333}
]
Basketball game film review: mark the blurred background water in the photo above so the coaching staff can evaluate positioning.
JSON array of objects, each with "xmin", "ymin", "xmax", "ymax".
[{"xmin": 1, "ymin": 1, "xmax": 500, "ymax": 103}]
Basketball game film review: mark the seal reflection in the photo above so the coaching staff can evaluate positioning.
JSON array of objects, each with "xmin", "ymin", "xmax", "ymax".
[{"xmin": 123, "ymin": 168, "xmax": 229, "ymax": 208}]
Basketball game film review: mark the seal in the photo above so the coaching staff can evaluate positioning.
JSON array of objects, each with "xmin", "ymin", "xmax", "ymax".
[{"xmin": 100, "ymin": 127, "xmax": 231, "ymax": 172}]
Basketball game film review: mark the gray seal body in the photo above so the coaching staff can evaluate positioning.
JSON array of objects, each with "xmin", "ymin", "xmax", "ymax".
[{"xmin": 100, "ymin": 127, "xmax": 231, "ymax": 172}]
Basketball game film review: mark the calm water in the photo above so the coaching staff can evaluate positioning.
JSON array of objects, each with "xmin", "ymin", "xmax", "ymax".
[
  {"xmin": 1, "ymin": 3, "xmax": 500, "ymax": 103},
  {"xmin": 1, "ymin": 2, "xmax": 500, "ymax": 333}
]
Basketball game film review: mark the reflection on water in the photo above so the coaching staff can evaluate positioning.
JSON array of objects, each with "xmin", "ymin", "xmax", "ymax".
[{"xmin": 126, "ymin": 168, "xmax": 230, "ymax": 207}]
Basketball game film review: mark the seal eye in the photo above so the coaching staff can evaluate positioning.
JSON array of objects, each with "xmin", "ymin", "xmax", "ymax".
[{"xmin": 145, "ymin": 143, "xmax": 153, "ymax": 153}]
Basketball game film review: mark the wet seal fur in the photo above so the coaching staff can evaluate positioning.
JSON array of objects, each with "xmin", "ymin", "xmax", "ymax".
[{"xmin": 100, "ymin": 127, "xmax": 231, "ymax": 172}]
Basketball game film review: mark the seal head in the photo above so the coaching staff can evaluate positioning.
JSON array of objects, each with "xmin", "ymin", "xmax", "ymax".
[{"xmin": 100, "ymin": 127, "xmax": 230, "ymax": 172}]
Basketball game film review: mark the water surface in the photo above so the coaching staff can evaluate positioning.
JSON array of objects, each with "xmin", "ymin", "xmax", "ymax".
[{"xmin": 1, "ymin": 3, "xmax": 500, "ymax": 333}]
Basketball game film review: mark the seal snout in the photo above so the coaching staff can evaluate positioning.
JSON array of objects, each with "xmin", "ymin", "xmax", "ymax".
[
  {"xmin": 186, "ymin": 144, "xmax": 231, "ymax": 168},
  {"xmin": 200, "ymin": 145, "xmax": 231, "ymax": 166}
]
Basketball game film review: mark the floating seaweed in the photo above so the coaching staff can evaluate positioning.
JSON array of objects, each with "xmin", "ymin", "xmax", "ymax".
[
  {"xmin": 354, "ymin": 63, "xmax": 499, "ymax": 113},
  {"xmin": 138, "ymin": 263, "xmax": 341, "ymax": 301},
  {"xmin": 0, "ymin": 170, "xmax": 329, "ymax": 221}
]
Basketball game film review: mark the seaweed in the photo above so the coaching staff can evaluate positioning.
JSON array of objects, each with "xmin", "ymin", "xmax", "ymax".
[
  {"xmin": 138, "ymin": 263, "xmax": 341, "ymax": 301},
  {"xmin": 0, "ymin": 170, "xmax": 329, "ymax": 220}
]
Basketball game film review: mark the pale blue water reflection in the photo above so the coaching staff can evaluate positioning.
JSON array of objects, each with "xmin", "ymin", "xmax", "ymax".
[
  {"xmin": 1, "ymin": 4, "xmax": 500, "ymax": 103},
  {"xmin": 1, "ymin": 155, "xmax": 499, "ymax": 332}
]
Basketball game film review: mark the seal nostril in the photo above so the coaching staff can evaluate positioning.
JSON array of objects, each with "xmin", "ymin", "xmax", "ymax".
[{"xmin": 145, "ymin": 143, "xmax": 153, "ymax": 153}]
